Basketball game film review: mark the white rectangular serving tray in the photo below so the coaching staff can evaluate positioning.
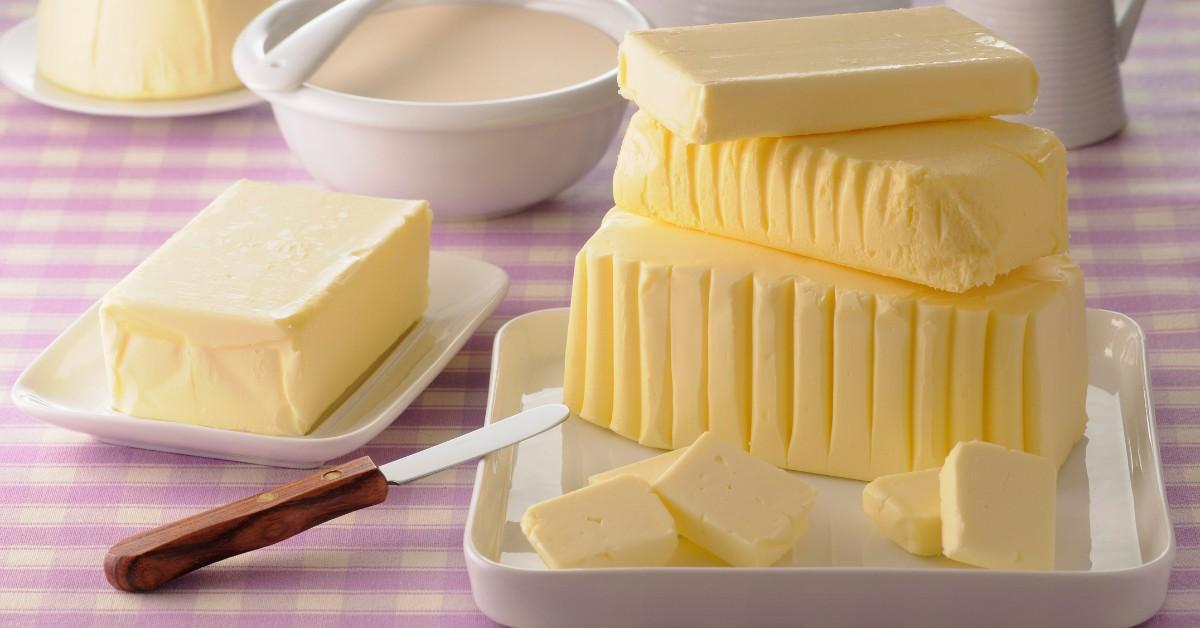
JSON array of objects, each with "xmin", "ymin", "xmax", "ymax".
[
  {"xmin": 11, "ymin": 252, "xmax": 507, "ymax": 469},
  {"xmin": 464, "ymin": 308, "xmax": 1173, "ymax": 628}
]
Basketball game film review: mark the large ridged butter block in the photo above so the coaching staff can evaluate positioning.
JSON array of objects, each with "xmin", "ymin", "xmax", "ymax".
[
  {"xmin": 614, "ymin": 112, "xmax": 1067, "ymax": 293},
  {"xmin": 100, "ymin": 180, "xmax": 431, "ymax": 436},
  {"xmin": 617, "ymin": 7, "xmax": 1037, "ymax": 144},
  {"xmin": 36, "ymin": 0, "xmax": 272, "ymax": 100},
  {"xmin": 563, "ymin": 211, "xmax": 1086, "ymax": 481}
]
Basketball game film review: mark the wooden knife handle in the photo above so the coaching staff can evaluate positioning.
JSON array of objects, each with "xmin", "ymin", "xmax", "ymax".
[{"xmin": 105, "ymin": 456, "xmax": 389, "ymax": 592}]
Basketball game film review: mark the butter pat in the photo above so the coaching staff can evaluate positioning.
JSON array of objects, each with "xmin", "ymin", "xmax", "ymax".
[
  {"xmin": 100, "ymin": 180, "xmax": 430, "ymax": 436},
  {"xmin": 654, "ymin": 433, "xmax": 815, "ymax": 567},
  {"xmin": 36, "ymin": 0, "xmax": 272, "ymax": 99},
  {"xmin": 588, "ymin": 448, "xmax": 686, "ymax": 486},
  {"xmin": 863, "ymin": 468, "xmax": 941, "ymax": 556},
  {"xmin": 521, "ymin": 476, "xmax": 678, "ymax": 569},
  {"xmin": 614, "ymin": 112, "xmax": 1067, "ymax": 292},
  {"xmin": 941, "ymin": 441, "xmax": 1056, "ymax": 570},
  {"xmin": 563, "ymin": 210, "xmax": 1087, "ymax": 480},
  {"xmin": 618, "ymin": 7, "xmax": 1037, "ymax": 144}
]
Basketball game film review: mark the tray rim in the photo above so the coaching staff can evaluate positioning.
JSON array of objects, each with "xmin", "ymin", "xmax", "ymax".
[
  {"xmin": 10, "ymin": 251, "xmax": 509, "ymax": 468},
  {"xmin": 463, "ymin": 306, "xmax": 1175, "ymax": 625}
]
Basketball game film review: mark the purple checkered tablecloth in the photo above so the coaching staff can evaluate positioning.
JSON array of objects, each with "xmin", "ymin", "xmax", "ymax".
[{"xmin": 1, "ymin": 1, "xmax": 1197, "ymax": 626}]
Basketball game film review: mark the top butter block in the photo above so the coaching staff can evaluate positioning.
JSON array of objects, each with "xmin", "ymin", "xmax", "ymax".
[{"xmin": 617, "ymin": 7, "xmax": 1038, "ymax": 144}]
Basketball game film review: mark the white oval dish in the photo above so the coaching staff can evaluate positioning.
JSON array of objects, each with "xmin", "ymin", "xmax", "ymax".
[
  {"xmin": 10, "ymin": 252, "xmax": 508, "ymax": 469},
  {"xmin": 0, "ymin": 18, "xmax": 262, "ymax": 118},
  {"xmin": 234, "ymin": 0, "xmax": 648, "ymax": 221}
]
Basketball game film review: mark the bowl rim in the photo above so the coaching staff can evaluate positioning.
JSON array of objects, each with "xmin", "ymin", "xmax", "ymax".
[{"xmin": 235, "ymin": 0, "xmax": 649, "ymax": 131}]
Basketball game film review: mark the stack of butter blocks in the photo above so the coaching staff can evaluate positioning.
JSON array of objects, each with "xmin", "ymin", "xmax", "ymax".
[{"xmin": 563, "ymin": 7, "xmax": 1088, "ymax": 482}]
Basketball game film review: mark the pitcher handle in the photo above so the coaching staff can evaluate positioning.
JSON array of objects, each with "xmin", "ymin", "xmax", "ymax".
[{"xmin": 1114, "ymin": 0, "xmax": 1147, "ymax": 61}]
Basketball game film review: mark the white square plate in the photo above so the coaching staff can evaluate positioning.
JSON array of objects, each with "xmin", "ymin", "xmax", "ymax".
[
  {"xmin": 464, "ymin": 308, "xmax": 1174, "ymax": 628},
  {"xmin": 11, "ymin": 252, "xmax": 507, "ymax": 468}
]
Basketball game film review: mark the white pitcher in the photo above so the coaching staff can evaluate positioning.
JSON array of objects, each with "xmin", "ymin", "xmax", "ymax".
[{"xmin": 944, "ymin": 0, "xmax": 1147, "ymax": 148}]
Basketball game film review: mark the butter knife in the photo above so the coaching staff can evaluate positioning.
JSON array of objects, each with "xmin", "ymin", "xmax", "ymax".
[{"xmin": 104, "ymin": 403, "xmax": 569, "ymax": 592}]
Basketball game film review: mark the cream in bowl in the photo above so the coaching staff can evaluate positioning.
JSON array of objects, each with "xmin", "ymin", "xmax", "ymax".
[
  {"xmin": 235, "ymin": 0, "xmax": 647, "ymax": 221},
  {"xmin": 308, "ymin": 4, "xmax": 617, "ymax": 102}
]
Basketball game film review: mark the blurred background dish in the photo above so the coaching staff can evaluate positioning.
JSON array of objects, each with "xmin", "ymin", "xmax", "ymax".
[
  {"xmin": 0, "ymin": 17, "xmax": 263, "ymax": 117},
  {"xmin": 236, "ymin": 0, "xmax": 647, "ymax": 221},
  {"xmin": 632, "ymin": 0, "xmax": 910, "ymax": 27},
  {"xmin": 35, "ymin": 0, "xmax": 273, "ymax": 101}
]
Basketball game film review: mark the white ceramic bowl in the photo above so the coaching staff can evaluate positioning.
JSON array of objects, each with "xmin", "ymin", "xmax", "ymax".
[{"xmin": 235, "ymin": 0, "xmax": 647, "ymax": 221}]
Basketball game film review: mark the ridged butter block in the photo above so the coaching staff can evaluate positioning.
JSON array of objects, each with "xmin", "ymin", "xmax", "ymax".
[
  {"xmin": 563, "ymin": 211, "xmax": 1086, "ymax": 481},
  {"xmin": 614, "ymin": 111, "xmax": 1068, "ymax": 293}
]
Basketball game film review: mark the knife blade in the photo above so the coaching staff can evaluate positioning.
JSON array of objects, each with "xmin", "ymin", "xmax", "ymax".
[{"xmin": 104, "ymin": 403, "xmax": 569, "ymax": 592}]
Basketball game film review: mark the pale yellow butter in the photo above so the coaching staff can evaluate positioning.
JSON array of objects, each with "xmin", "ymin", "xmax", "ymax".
[
  {"xmin": 614, "ymin": 112, "xmax": 1067, "ymax": 293},
  {"xmin": 100, "ymin": 180, "xmax": 430, "ymax": 436},
  {"xmin": 36, "ymin": 0, "xmax": 272, "ymax": 100},
  {"xmin": 521, "ymin": 476, "xmax": 678, "ymax": 569},
  {"xmin": 941, "ymin": 441, "xmax": 1057, "ymax": 570},
  {"xmin": 653, "ymin": 433, "xmax": 815, "ymax": 567},
  {"xmin": 863, "ymin": 468, "xmax": 942, "ymax": 556},
  {"xmin": 563, "ymin": 210, "xmax": 1087, "ymax": 481},
  {"xmin": 587, "ymin": 448, "xmax": 687, "ymax": 486},
  {"xmin": 618, "ymin": 7, "xmax": 1038, "ymax": 144}
]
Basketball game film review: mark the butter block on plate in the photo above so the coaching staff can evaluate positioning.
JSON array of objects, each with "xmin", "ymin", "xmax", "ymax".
[
  {"xmin": 618, "ymin": 6, "xmax": 1037, "ymax": 144},
  {"xmin": 863, "ymin": 468, "xmax": 942, "ymax": 556},
  {"xmin": 36, "ymin": 0, "xmax": 272, "ymax": 99},
  {"xmin": 100, "ymin": 180, "xmax": 431, "ymax": 436},
  {"xmin": 941, "ymin": 441, "xmax": 1057, "ymax": 570},
  {"xmin": 521, "ymin": 476, "xmax": 678, "ymax": 569},
  {"xmin": 653, "ymin": 432, "xmax": 816, "ymax": 567},
  {"xmin": 563, "ymin": 210, "xmax": 1087, "ymax": 480},
  {"xmin": 614, "ymin": 111, "xmax": 1067, "ymax": 292},
  {"xmin": 588, "ymin": 447, "xmax": 687, "ymax": 486}
]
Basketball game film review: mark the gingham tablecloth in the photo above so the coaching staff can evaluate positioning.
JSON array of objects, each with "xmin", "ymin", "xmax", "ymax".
[{"xmin": 1, "ymin": 1, "xmax": 1197, "ymax": 626}]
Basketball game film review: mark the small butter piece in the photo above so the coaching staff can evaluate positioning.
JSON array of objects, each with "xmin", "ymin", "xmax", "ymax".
[
  {"xmin": 521, "ymin": 476, "xmax": 678, "ymax": 569},
  {"xmin": 618, "ymin": 7, "xmax": 1037, "ymax": 143},
  {"xmin": 863, "ymin": 468, "xmax": 941, "ymax": 556},
  {"xmin": 100, "ymin": 180, "xmax": 430, "ymax": 436},
  {"xmin": 940, "ymin": 441, "xmax": 1056, "ymax": 570},
  {"xmin": 588, "ymin": 448, "xmax": 687, "ymax": 486},
  {"xmin": 614, "ymin": 111, "xmax": 1067, "ymax": 293},
  {"xmin": 653, "ymin": 433, "xmax": 816, "ymax": 567},
  {"xmin": 36, "ymin": 0, "xmax": 272, "ymax": 100}
]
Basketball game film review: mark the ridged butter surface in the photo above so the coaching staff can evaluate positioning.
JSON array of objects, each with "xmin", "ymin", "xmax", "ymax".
[
  {"xmin": 614, "ymin": 111, "xmax": 1068, "ymax": 293},
  {"xmin": 562, "ymin": 210, "xmax": 1087, "ymax": 481}
]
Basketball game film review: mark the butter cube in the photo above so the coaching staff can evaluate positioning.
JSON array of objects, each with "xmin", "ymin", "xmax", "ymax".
[
  {"xmin": 100, "ymin": 180, "xmax": 431, "ymax": 436},
  {"xmin": 941, "ymin": 441, "xmax": 1056, "ymax": 570},
  {"xmin": 521, "ymin": 476, "xmax": 678, "ymax": 569},
  {"xmin": 653, "ymin": 433, "xmax": 816, "ymax": 567},
  {"xmin": 618, "ymin": 7, "xmax": 1037, "ymax": 144},
  {"xmin": 614, "ymin": 112, "xmax": 1067, "ymax": 293},
  {"xmin": 563, "ymin": 210, "xmax": 1087, "ymax": 481},
  {"xmin": 587, "ymin": 448, "xmax": 686, "ymax": 486},
  {"xmin": 862, "ymin": 468, "xmax": 941, "ymax": 556}
]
